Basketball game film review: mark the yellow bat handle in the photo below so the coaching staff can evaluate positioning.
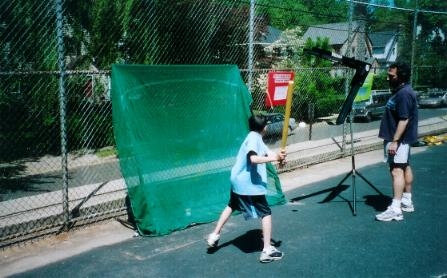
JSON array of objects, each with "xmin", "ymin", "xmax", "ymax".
[{"xmin": 280, "ymin": 81, "xmax": 294, "ymax": 150}]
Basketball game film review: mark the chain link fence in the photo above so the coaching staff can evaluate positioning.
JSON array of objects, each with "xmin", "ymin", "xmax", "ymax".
[{"xmin": 1, "ymin": 0, "xmax": 446, "ymax": 247}]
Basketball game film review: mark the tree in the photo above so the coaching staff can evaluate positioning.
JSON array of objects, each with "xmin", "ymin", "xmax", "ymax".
[
  {"xmin": 412, "ymin": 1, "xmax": 447, "ymax": 88},
  {"xmin": 0, "ymin": 1, "xmax": 60, "ymax": 161},
  {"xmin": 364, "ymin": 0, "xmax": 447, "ymax": 87},
  {"xmin": 65, "ymin": 0, "xmax": 129, "ymax": 69},
  {"xmin": 294, "ymin": 38, "xmax": 345, "ymax": 121},
  {"xmin": 258, "ymin": 0, "xmax": 348, "ymax": 31}
]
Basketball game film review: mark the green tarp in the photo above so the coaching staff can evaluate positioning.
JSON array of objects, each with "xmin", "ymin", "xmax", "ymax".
[{"xmin": 111, "ymin": 64, "xmax": 285, "ymax": 236}]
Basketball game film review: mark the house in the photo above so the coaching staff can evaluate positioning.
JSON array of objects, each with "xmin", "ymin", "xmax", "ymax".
[
  {"xmin": 302, "ymin": 21, "xmax": 374, "ymax": 62},
  {"xmin": 369, "ymin": 31, "xmax": 398, "ymax": 69},
  {"xmin": 254, "ymin": 25, "xmax": 285, "ymax": 66},
  {"xmin": 254, "ymin": 25, "xmax": 307, "ymax": 68},
  {"xmin": 256, "ymin": 21, "xmax": 398, "ymax": 72},
  {"xmin": 257, "ymin": 25, "xmax": 283, "ymax": 48}
]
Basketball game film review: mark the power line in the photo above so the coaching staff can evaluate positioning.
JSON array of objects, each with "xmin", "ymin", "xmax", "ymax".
[{"xmin": 346, "ymin": 0, "xmax": 447, "ymax": 15}]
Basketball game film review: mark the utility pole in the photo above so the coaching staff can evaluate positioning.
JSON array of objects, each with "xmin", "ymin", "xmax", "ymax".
[{"xmin": 410, "ymin": 0, "xmax": 419, "ymax": 86}]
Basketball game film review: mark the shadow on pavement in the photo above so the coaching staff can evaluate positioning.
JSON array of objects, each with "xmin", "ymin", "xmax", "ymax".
[
  {"xmin": 207, "ymin": 229, "xmax": 282, "ymax": 255},
  {"xmin": 363, "ymin": 194, "xmax": 392, "ymax": 212}
]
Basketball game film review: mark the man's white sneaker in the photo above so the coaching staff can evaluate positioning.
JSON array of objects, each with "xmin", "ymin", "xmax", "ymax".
[
  {"xmin": 401, "ymin": 202, "xmax": 415, "ymax": 212},
  {"xmin": 375, "ymin": 206, "xmax": 404, "ymax": 221},
  {"xmin": 206, "ymin": 233, "xmax": 220, "ymax": 247}
]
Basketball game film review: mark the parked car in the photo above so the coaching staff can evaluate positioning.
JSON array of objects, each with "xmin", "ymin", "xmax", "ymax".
[
  {"xmin": 260, "ymin": 112, "xmax": 298, "ymax": 137},
  {"xmin": 418, "ymin": 91, "xmax": 447, "ymax": 108},
  {"xmin": 351, "ymin": 90, "xmax": 391, "ymax": 122}
]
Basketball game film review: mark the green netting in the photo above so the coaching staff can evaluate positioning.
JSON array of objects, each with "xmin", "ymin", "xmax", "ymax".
[{"xmin": 111, "ymin": 64, "xmax": 285, "ymax": 236}]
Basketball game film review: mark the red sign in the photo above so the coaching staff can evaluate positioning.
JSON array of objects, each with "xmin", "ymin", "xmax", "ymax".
[{"xmin": 265, "ymin": 71, "xmax": 295, "ymax": 108}]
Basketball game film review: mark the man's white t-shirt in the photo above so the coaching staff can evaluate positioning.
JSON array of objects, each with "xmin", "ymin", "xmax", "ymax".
[{"xmin": 230, "ymin": 131, "xmax": 269, "ymax": 195}]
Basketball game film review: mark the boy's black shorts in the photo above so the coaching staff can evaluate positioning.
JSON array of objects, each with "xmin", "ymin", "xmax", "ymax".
[{"xmin": 228, "ymin": 191, "xmax": 271, "ymax": 220}]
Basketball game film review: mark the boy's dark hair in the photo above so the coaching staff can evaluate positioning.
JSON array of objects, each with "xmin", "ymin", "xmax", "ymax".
[
  {"xmin": 248, "ymin": 115, "xmax": 267, "ymax": 133},
  {"xmin": 390, "ymin": 61, "xmax": 411, "ymax": 83}
]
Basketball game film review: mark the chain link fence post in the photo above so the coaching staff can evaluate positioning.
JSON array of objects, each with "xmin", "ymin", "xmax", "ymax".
[{"xmin": 55, "ymin": 0, "xmax": 69, "ymax": 231}]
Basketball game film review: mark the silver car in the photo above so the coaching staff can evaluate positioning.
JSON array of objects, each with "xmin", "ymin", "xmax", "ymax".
[
  {"xmin": 262, "ymin": 112, "xmax": 298, "ymax": 137},
  {"xmin": 351, "ymin": 90, "xmax": 391, "ymax": 122},
  {"xmin": 418, "ymin": 91, "xmax": 447, "ymax": 108}
]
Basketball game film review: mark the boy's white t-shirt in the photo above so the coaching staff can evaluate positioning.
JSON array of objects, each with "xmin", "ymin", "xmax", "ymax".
[{"xmin": 230, "ymin": 131, "xmax": 269, "ymax": 195}]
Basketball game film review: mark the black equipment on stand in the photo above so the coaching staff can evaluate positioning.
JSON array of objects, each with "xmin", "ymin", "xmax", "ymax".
[{"xmin": 302, "ymin": 47, "xmax": 384, "ymax": 216}]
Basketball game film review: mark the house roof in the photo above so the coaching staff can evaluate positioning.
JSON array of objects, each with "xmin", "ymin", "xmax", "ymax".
[
  {"xmin": 256, "ymin": 26, "xmax": 282, "ymax": 45},
  {"xmin": 369, "ymin": 31, "xmax": 396, "ymax": 48},
  {"xmin": 302, "ymin": 21, "xmax": 360, "ymax": 45}
]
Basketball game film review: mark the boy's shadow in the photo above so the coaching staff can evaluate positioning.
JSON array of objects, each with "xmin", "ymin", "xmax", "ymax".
[{"xmin": 207, "ymin": 229, "xmax": 281, "ymax": 254}]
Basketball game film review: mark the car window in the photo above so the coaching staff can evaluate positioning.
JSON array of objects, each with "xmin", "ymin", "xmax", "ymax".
[
  {"xmin": 429, "ymin": 92, "xmax": 444, "ymax": 98},
  {"xmin": 372, "ymin": 94, "xmax": 390, "ymax": 104},
  {"xmin": 264, "ymin": 114, "xmax": 283, "ymax": 123}
]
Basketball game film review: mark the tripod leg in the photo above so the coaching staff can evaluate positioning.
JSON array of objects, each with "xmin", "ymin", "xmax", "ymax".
[
  {"xmin": 335, "ymin": 171, "xmax": 352, "ymax": 187},
  {"xmin": 352, "ymin": 171, "xmax": 357, "ymax": 216},
  {"xmin": 356, "ymin": 170, "xmax": 384, "ymax": 195}
]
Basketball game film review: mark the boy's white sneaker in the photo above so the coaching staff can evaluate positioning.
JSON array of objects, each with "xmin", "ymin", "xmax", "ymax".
[
  {"xmin": 259, "ymin": 246, "xmax": 283, "ymax": 263},
  {"xmin": 206, "ymin": 233, "xmax": 220, "ymax": 247}
]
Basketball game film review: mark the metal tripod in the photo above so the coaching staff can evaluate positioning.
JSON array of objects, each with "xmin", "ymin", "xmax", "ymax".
[{"xmin": 330, "ymin": 113, "xmax": 384, "ymax": 216}]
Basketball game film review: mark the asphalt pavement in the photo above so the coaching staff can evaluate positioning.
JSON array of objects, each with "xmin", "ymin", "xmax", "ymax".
[{"xmin": 2, "ymin": 140, "xmax": 446, "ymax": 278}]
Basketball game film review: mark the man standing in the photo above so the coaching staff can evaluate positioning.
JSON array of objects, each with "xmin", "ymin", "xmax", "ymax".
[{"xmin": 376, "ymin": 62, "xmax": 418, "ymax": 222}]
